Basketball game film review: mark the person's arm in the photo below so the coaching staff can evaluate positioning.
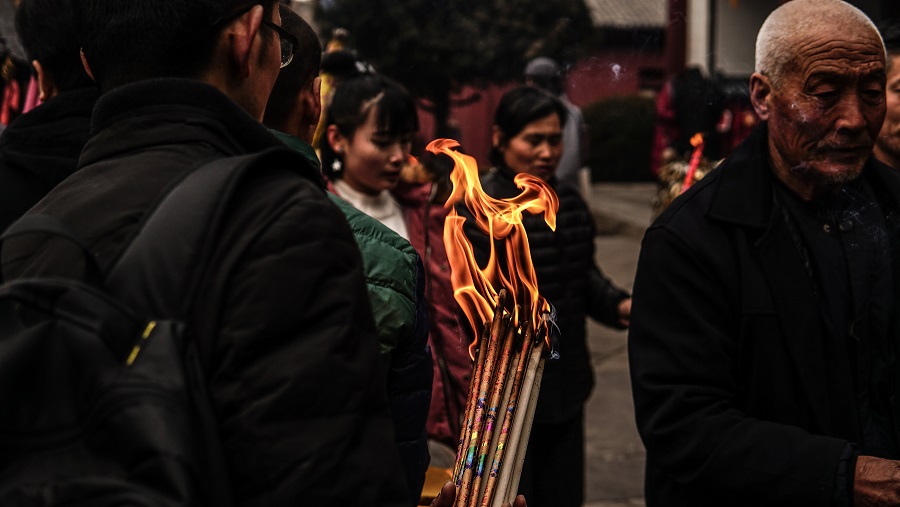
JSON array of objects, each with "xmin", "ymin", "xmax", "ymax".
[
  {"xmin": 208, "ymin": 178, "xmax": 408, "ymax": 506},
  {"xmin": 629, "ymin": 224, "xmax": 848, "ymax": 505},
  {"xmin": 586, "ymin": 263, "xmax": 630, "ymax": 329},
  {"xmin": 579, "ymin": 191, "xmax": 630, "ymax": 328}
]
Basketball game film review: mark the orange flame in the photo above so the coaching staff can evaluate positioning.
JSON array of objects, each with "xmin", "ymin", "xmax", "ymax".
[
  {"xmin": 682, "ymin": 133, "xmax": 705, "ymax": 193},
  {"xmin": 427, "ymin": 138, "xmax": 558, "ymax": 359},
  {"xmin": 690, "ymin": 132, "xmax": 704, "ymax": 148}
]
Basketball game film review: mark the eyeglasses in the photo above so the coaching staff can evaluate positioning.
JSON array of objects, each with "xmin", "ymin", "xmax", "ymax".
[
  {"xmin": 262, "ymin": 19, "xmax": 297, "ymax": 69},
  {"xmin": 212, "ymin": 4, "xmax": 297, "ymax": 69}
]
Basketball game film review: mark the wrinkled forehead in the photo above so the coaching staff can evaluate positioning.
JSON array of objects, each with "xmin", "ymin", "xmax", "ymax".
[{"xmin": 787, "ymin": 26, "xmax": 885, "ymax": 80}]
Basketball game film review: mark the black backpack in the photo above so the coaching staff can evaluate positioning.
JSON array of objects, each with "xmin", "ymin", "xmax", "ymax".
[{"xmin": 0, "ymin": 148, "xmax": 308, "ymax": 506}]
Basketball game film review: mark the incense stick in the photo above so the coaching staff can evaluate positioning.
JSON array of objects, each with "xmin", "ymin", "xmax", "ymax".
[
  {"xmin": 456, "ymin": 294, "xmax": 509, "ymax": 507},
  {"xmin": 470, "ymin": 316, "xmax": 516, "ymax": 505},
  {"xmin": 455, "ymin": 290, "xmax": 507, "ymax": 483},
  {"xmin": 454, "ymin": 322, "xmax": 490, "ymax": 483},
  {"xmin": 479, "ymin": 323, "xmax": 532, "ymax": 507},
  {"xmin": 494, "ymin": 337, "xmax": 545, "ymax": 506}
]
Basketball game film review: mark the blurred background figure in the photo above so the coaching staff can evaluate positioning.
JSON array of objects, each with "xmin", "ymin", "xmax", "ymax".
[
  {"xmin": 668, "ymin": 66, "xmax": 724, "ymax": 161},
  {"xmin": 0, "ymin": 0, "xmax": 98, "ymax": 232},
  {"xmin": 876, "ymin": 18, "xmax": 900, "ymax": 169},
  {"xmin": 524, "ymin": 57, "xmax": 591, "ymax": 199},
  {"xmin": 312, "ymin": 29, "xmax": 373, "ymax": 150},
  {"xmin": 394, "ymin": 148, "xmax": 472, "ymax": 471},
  {"xmin": 650, "ymin": 66, "xmax": 734, "ymax": 216},
  {"xmin": 650, "ymin": 71, "xmax": 679, "ymax": 177}
]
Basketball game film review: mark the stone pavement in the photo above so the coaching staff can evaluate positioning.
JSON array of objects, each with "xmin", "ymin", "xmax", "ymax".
[{"xmin": 582, "ymin": 182, "xmax": 657, "ymax": 507}]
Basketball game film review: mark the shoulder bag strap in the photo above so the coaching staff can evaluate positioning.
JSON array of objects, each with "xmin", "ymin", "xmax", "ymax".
[{"xmin": 107, "ymin": 145, "xmax": 315, "ymax": 507}]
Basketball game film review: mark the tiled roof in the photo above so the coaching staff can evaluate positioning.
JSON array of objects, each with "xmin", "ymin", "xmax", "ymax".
[{"xmin": 585, "ymin": 0, "xmax": 667, "ymax": 29}]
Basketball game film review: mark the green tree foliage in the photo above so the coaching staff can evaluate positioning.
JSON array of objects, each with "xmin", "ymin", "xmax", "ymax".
[{"xmin": 316, "ymin": 0, "xmax": 592, "ymax": 138}]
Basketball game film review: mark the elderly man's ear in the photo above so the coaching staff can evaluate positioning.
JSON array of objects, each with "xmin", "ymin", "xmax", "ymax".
[{"xmin": 749, "ymin": 73, "xmax": 772, "ymax": 121}]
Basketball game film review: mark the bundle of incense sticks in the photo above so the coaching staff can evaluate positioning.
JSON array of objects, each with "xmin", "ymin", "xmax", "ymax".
[{"xmin": 452, "ymin": 289, "xmax": 548, "ymax": 507}]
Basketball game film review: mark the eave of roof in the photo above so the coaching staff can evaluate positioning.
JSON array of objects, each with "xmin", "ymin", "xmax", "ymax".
[{"xmin": 585, "ymin": 0, "xmax": 667, "ymax": 29}]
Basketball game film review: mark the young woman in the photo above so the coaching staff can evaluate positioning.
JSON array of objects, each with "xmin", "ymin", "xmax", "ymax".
[
  {"xmin": 320, "ymin": 73, "xmax": 418, "ymax": 239},
  {"xmin": 322, "ymin": 74, "xmax": 474, "ymax": 472},
  {"xmin": 318, "ymin": 73, "xmax": 431, "ymax": 504},
  {"xmin": 460, "ymin": 86, "xmax": 632, "ymax": 507}
]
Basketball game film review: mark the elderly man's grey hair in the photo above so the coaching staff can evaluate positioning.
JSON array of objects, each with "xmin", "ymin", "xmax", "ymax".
[{"xmin": 755, "ymin": 0, "xmax": 885, "ymax": 87}]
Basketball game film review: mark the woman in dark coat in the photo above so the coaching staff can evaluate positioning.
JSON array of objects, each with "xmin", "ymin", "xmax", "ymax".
[{"xmin": 460, "ymin": 86, "xmax": 631, "ymax": 507}]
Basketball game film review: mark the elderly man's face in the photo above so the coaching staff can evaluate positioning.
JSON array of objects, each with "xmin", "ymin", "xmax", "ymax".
[{"xmin": 759, "ymin": 30, "xmax": 886, "ymax": 195}]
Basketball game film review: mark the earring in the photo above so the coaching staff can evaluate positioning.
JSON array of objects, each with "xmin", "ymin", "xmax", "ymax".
[{"xmin": 332, "ymin": 148, "xmax": 344, "ymax": 173}]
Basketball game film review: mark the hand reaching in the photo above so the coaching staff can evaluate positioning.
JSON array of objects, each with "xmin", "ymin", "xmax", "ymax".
[
  {"xmin": 854, "ymin": 455, "xmax": 900, "ymax": 507},
  {"xmin": 429, "ymin": 481, "xmax": 527, "ymax": 507}
]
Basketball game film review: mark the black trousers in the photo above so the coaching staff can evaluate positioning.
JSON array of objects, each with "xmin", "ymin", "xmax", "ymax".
[{"xmin": 516, "ymin": 410, "xmax": 585, "ymax": 507}]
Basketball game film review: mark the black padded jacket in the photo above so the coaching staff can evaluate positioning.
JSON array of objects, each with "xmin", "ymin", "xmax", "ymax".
[
  {"xmin": 461, "ymin": 166, "xmax": 629, "ymax": 423},
  {"xmin": 1, "ymin": 78, "xmax": 409, "ymax": 506}
]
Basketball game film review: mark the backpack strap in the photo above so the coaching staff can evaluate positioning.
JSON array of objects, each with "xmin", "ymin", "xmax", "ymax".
[
  {"xmin": 106, "ymin": 145, "xmax": 318, "ymax": 507},
  {"xmin": 106, "ymin": 146, "xmax": 318, "ymax": 314}
]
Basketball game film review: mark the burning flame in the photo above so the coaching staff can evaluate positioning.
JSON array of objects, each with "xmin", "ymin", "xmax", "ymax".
[
  {"xmin": 682, "ymin": 133, "xmax": 704, "ymax": 193},
  {"xmin": 427, "ymin": 138, "xmax": 558, "ymax": 359},
  {"xmin": 690, "ymin": 132, "xmax": 703, "ymax": 148}
]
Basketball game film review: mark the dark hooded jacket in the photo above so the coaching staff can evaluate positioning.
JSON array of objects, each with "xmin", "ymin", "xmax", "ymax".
[
  {"xmin": 1, "ymin": 78, "xmax": 409, "ymax": 506},
  {"xmin": 0, "ymin": 86, "xmax": 99, "ymax": 232}
]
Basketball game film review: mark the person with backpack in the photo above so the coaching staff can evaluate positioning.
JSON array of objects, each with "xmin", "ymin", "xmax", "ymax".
[{"xmin": 0, "ymin": 0, "xmax": 409, "ymax": 504}]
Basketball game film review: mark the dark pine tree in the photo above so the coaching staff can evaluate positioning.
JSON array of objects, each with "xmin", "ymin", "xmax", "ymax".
[{"xmin": 316, "ymin": 0, "xmax": 592, "ymax": 139}]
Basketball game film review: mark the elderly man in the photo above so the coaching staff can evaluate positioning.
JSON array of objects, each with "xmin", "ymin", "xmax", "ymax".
[{"xmin": 629, "ymin": 1, "xmax": 900, "ymax": 505}]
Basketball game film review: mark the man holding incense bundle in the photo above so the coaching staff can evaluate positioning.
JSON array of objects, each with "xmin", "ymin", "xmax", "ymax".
[{"xmin": 630, "ymin": 1, "xmax": 900, "ymax": 505}]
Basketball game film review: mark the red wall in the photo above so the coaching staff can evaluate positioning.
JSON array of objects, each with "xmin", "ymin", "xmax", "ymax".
[
  {"xmin": 417, "ymin": 48, "xmax": 667, "ymax": 168},
  {"xmin": 567, "ymin": 48, "xmax": 666, "ymax": 105}
]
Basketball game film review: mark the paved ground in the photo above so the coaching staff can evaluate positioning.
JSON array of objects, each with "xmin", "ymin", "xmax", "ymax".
[{"xmin": 582, "ymin": 182, "xmax": 657, "ymax": 507}]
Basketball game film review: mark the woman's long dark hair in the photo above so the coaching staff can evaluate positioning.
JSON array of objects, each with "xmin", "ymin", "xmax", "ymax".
[
  {"xmin": 320, "ymin": 73, "xmax": 419, "ymax": 180},
  {"xmin": 489, "ymin": 86, "xmax": 567, "ymax": 167}
]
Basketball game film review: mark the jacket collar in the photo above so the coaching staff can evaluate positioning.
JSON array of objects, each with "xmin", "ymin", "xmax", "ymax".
[
  {"xmin": 0, "ymin": 86, "xmax": 99, "ymax": 138},
  {"xmin": 269, "ymin": 129, "xmax": 321, "ymax": 172},
  {"xmin": 89, "ymin": 78, "xmax": 280, "ymax": 153},
  {"xmin": 706, "ymin": 123, "xmax": 774, "ymax": 228},
  {"xmin": 491, "ymin": 164, "xmax": 559, "ymax": 189}
]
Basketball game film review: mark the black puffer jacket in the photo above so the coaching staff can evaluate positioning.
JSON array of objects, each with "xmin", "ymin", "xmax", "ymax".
[
  {"xmin": 1, "ymin": 79, "xmax": 408, "ymax": 506},
  {"xmin": 0, "ymin": 86, "xmax": 99, "ymax": 232},
  {"xmin": 462, "ymin": 167, "xmax": 629, "ymax": 423}
]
